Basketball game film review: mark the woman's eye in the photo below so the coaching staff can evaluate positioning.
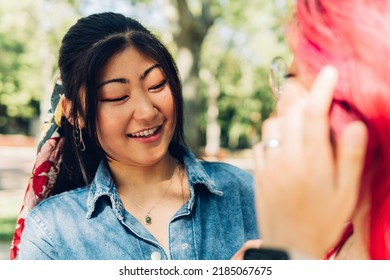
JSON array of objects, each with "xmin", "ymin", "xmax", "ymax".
[
  {"xmin": 149, "ymin": 80, "xmax": 167, "ymax": 92},
  {"xmin": 100, "ymin": 96, "xmax": 129, "ymax": 103}
]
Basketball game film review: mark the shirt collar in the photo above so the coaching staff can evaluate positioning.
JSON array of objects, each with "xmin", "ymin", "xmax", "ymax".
[
  {"xmin": 86, "ymin": 142, "xmax": 223, "ymax": 219},
  {"xmin": 175, "ymin": 143, "xmax": 223, "ymax": 211},
  {"xmin": 86, "ymin": 159, "xmax": 124, "ymax": 220},
  {"xmin": 172, "ymin": 143, "xmax": 222, "ymax": 195}
]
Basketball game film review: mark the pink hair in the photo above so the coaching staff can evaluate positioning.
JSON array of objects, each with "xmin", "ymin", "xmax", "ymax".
[{"xmin": 290, "ymin": 0, "xmax": 390, "ymax": 259}]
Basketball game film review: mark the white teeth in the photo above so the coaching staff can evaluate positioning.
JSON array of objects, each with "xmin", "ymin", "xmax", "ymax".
[{"xmin": 131, "ymin": 127, "xmax": 158, "ymax": 137}]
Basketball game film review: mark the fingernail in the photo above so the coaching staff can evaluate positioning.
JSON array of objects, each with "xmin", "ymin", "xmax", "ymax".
[{"xmin": 321, "ymin": 65, "xmax": 338, "ymax": 80}]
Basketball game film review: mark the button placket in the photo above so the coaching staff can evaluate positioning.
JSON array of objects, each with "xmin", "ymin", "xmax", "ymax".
[{"xmin": 151, "ymin": 251, "xmax": 162, "ymax": 260}]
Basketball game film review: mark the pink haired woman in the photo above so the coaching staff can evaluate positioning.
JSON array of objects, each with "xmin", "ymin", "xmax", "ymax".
[{"xmin": 252, "ymin": 0, "xmax": 390, "ymax": 259}]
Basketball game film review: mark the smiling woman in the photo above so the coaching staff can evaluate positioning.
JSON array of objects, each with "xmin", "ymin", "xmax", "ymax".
[
  {"xmin": 95, "ymin": 48, "xmax": 175, "ymax": 168},
  {"xmin": 12, "ymin": 12, "xmax": 259, "ymax": 260}
]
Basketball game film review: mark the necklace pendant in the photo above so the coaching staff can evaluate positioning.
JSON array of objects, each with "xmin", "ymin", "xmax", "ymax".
[{"xmin": 145, "ymin": 215, "xmax": 152, "ymax": 225}]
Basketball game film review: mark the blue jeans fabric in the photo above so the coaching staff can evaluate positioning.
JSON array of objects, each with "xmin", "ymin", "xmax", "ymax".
[{"xmin": 18, "ymin": 144, "xmax": 259, "ymax": 260}]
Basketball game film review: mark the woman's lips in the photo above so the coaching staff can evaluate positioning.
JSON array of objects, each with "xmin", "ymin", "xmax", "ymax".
[{"xmin": 127, "ymin": 126, "xmax": 162, "ymax": 143}]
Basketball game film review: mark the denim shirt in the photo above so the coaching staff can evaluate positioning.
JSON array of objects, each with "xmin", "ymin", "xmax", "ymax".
[{"xmin": 18, "ymin": 144, "xmax": 259, "ymax": 260}]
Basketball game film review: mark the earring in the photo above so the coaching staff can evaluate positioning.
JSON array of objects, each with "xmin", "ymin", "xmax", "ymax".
[{"xmin": 73, "ymin": 124, "xmax": 86, "ymax": 151}]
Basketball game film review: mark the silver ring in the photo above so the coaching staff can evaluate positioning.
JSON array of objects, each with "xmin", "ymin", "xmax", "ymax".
[{"xmin": 263, "ymin": 138, "xmax": 281, "ymax": 150}]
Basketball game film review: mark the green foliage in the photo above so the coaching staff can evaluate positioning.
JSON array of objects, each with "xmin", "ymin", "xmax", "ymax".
[
  {"xmin": 198, "ymin": 0, "xmax": 289, "ymax": 149},
  {"xmin": 0, "ymin": 217, "xmax": 16, "ymax": 242},
  {"xmin": 213, "ymin": 67, "xmax": 276, "ymax": 149},
  {"xmin": 0, "ymin": 1, "xmax": 40, "ymax": 134},
  {"xmin": 0, "ymin": 0, "xmax": 79, "ymax": 135}
]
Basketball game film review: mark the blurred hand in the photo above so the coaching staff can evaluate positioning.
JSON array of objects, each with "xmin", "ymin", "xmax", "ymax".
[
  {"xmin": 276, "ymin": 76, "xmax": 308, "ymax": 116},
  {"xmin": 253, "ymin": 66, "xmax": 368, "ymax": 258}
]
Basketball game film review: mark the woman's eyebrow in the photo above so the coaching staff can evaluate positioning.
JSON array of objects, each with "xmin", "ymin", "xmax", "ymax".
[
  {"xmin": 97, "ymin": 63, "xmax": 161, "ymax": 89},
  {"xmin": 140, "ymin": 63, "xmax": 161, "ymax": 80},
  {"xmin": 97, "ymin": 78, "xmax": 129, "ymax": 89}
]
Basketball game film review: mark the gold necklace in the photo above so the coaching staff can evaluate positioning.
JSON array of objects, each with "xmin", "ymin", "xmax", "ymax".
[{"xmin": 119, "ymin": 164, "xmax": 178, "ymax": 225}]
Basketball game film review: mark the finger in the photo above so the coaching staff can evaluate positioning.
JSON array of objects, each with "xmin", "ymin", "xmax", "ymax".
[
  {"xmin": 254, "ymin": 117, "xmax": 276, "ymax": 172},
  {"xmin": 304, "ymin": 66, "xmax": 339, "ymax": 160},
  {"xmin": 261, "ymin": 117, "xmax": 281, "ymax": 141},
  {"xmin": 277, "ymin": 79, "xmax": 309, "ymax": 116},
  {"xmin": 261, "ymin": 118, "xmax": 282, "ymax": 157},
  {"xmin": 335, "ymin": 121, "xmax": 368, "ymax": 215},
  {"xmin": 230, "ymin": 249, "xmax": 245, "ymax": 260},
  {"xmin": 281, "ymin": 99, "xmax": 306, "ymax": 159},
  {"xmin": 307, "ymin": 65, "xmax": 339, "ymax": 117},
  {"xmin": 305, "ymin": 65, "xmax": 339, "ymax": 139}
]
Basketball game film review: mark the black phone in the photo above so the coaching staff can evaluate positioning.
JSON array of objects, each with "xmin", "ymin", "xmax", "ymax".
[{"xmin": 243, "ymin": 248, "xmax": 290, "ymax": 260}]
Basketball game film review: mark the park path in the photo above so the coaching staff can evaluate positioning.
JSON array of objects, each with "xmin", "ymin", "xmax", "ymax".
[{"xmin": 0, "ymin": 135, "xmax": 36, "ymax": 260}]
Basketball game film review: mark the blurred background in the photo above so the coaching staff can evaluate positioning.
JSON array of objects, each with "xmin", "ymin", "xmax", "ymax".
[{"xmin": 0, "ymin": 0, "xmax": 291, "ymax": 258}]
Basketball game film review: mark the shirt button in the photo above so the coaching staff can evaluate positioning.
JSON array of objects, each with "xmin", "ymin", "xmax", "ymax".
[
  {"xmin": 181, "ymin": 243, "xmax": 188, "ymax": 250},
  {"xmin": 151, "ymin": 251, "xmax": 162, "ymax": 260}
]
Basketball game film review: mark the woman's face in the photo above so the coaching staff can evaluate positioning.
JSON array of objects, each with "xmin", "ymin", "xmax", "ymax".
[{"xmin": 95, "ymin": 46, "xmax": 175, "ymax": 167}]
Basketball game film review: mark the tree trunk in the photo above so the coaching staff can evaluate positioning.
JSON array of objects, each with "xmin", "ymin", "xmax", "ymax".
[{"xmin": 173, "ymin": 0, "xmax": 215, "ymax": 153}]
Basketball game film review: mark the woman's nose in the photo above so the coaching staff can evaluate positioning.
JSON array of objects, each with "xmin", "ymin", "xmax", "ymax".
[{"xmin": 132, "ymin": 92, "xmax": 157, "ymax": 121}]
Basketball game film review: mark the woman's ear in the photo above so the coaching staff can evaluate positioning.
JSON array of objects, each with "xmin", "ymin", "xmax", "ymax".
[
  {"xmin": 61, "ymin": 97, "xmax": 72, "ymax": 121},
  {"xmin": 61, "ymin": 97, "xmax": 85, "ymax": 129}
]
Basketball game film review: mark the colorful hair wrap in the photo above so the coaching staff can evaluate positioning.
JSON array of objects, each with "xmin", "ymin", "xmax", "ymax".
[{"xmin": 10, "ymin": 78, "xmax": 65, "ymax": 259}]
